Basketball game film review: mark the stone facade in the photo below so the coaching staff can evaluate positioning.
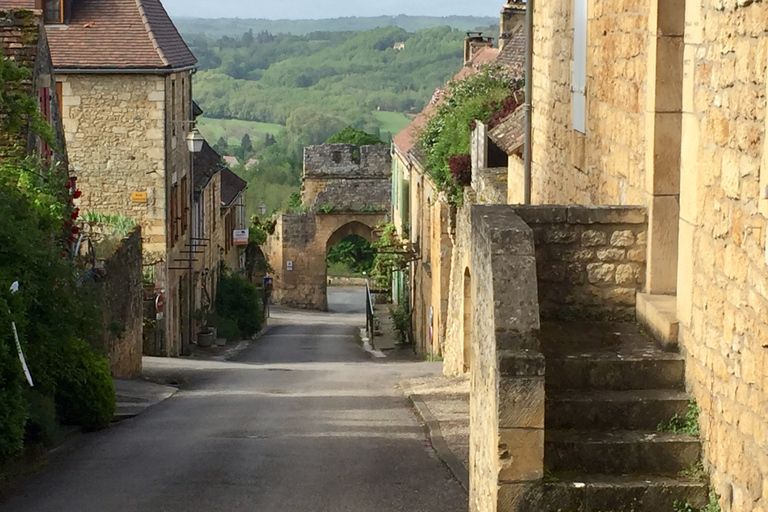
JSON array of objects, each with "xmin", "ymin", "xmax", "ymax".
[
  {"xmin": 513, "ymin": 205, "xmax": 647, "ymax": 321},
  {"xmin": 530, "ymin": 0, "xmax": 650, "ymax": 206},
  {"xmin": 302, "ymin": 144, "xmax": 392, "ymax": 211},
  {"xmin": 526, "ymin": 0, "xmax": 768, "ymax": 508},
  {"xmin": 0, "ymin": 8, "xmax": 66, "ymax": 166},
  {"xmin": 265, "ymin": 212, "xmax": 386, "ymax": 310},
  {"xmin": 677, "ymin": 2, "xmax": 768, "ymax": 510},
  {"xmin": 59, "ymin": 70, "xmax": 194, "ymax": 357},
  {"xmin": 266, "ymin": 143, "xmax": 391, "ymax": 310},
  {"xmin": 98, "ymin": 226, "xmax": 143, "ymax": 378}
]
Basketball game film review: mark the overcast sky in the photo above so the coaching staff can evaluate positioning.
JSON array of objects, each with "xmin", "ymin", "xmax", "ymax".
[{"xmin": 163, "ymin": 0, "xmax": 505, "ymax": 20}]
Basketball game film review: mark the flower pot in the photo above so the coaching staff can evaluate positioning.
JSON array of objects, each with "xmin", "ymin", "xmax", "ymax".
[{"xmin": 198, "ymin": 330, "xmax": 215, "ymax": 348}]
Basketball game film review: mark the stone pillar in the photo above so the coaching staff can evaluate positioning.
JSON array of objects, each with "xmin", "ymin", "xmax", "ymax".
[
  {"xmin": 644, "ymin": 0, "xmax": 685, "ymax": 294},
  {"xmin": 469, "ymin": 206, "xmax": 544, "ymax": 512}
]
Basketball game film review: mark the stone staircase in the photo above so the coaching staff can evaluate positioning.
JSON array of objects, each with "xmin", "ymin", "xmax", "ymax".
[{"xmin": 537, "ymin": 321, "xmax": 709, "ymax": 512}]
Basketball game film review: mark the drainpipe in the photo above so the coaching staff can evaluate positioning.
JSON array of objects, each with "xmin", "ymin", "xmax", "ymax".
[{"xmin": 523, "ymin": 0, "xmax": 534, "ymax": 204}]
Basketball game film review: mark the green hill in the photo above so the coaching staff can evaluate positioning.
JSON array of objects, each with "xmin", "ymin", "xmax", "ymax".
[{"xmin": 176, "ymin": 15, "xmax": 498, "ymax": 38}]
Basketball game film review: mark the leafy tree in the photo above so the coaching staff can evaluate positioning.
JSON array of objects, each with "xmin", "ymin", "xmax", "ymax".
[
  {"xmin": 327, "ymin": 126, "xmax": 386, "ymax": 146},
  {"xmin": 213, "ymin": 136, "xmax": 228, "ymax": 155},
  {"xmin": 327, "ymin": 235, "xmax": 375, "ymax": 275},
  {"xmin": 240, "ymin": 133, "xmax": 253, "ymax": 156}
]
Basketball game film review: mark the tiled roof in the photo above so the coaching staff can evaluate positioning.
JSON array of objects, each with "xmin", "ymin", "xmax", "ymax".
[
  {"xmin": 46, "ymin": 0, "xmax": 196, "ymax": 70},
  {"xmin": 496, "ymin": 25, "xmax": 526, "ymax": 78},
  {"xmin": 220, "ymin": 167, "xmax": 247, "ymax": 208},
  {"xmin": 193, "ymin": 139, "xmax": 225, "ymax": 192},
  {"xmin": 488, "ymin": 107, "xmax": 525, "ymax": 154}
]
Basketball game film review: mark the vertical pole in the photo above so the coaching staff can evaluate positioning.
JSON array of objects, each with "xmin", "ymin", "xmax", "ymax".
[{"xmin": 523, "ymin": 0, "xmax": 534, "ymax": 204}]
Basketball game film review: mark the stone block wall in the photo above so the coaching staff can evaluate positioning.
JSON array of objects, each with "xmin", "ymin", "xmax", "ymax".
[
  {"xmin": 265, "ymin": 211, "xmax": 385, "ymax": 310},
  {"xmin": 677, "ymin": 1, "xmax": 768, "ymax": 510},
  {"xmin": 98, "ymin": 226, "xmax": 143, "ymax": 378},
  {"xmin": 302, "ymin": 144, "xmax": 392, "ymax": 212},
  {"xmin": 59, "ymin": 73, "xmax": 167, "ymax": 253},
  {"xmin": 530, "ymin": 0, "xmax": 648, "ymax": 206},
  {"xmin": 514, "ymin": 205, "xmax": 647, "ymax": 321}
]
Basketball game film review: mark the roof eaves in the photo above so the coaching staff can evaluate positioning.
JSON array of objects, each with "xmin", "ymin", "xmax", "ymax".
[{"xmin": 135, "ymin": 0, "xmax": 169, "ymax": 67}]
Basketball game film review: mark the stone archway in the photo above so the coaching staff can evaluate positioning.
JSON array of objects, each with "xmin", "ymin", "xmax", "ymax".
[{"xmin": 264, "ymin": 143, "xmax": 392, "ymax": 311}]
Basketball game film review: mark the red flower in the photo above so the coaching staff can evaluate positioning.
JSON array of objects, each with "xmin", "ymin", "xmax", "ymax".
[
  {"xmin": 71, "ymin": 226, "xmax": 79, "ymax": 234},
  {"xmin": 61, "ymin": 252, "xmax": 67, "ymax": 258},
  {"xmin": 71, "ymin": 208, "xmax": 79, "ymax": 220},
  {"xmin": 73, "ymin": 190, "xmax": 82, "ymax": 199},
  {"xmin": 68, "ymin": 235, "xmax": 76, "ymax": 243}
]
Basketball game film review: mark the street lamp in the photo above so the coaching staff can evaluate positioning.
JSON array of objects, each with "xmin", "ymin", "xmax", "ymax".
[
  {"xmin": 186, "ymin": 128, "xmax": 205, "ymax": 153},
  {"xmin": 185, "ymin": 127, "xmax": 203, "ymax": 356},
  {"xmin": 258, "ymin": 202, "xmax": 267, "ymax": 216}
]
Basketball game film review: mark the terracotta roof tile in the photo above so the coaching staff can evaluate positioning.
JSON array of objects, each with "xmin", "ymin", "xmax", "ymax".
[
  {"xmin": 46, "ymin": 0, "xmax": 196, "ymax": 70},
  {"xmin": 496, "ymin": 25, "xmax": 525, "ymax": 78},
  {"xmin": 488, "ymin": 107, "xmax": 525, "ymax": 154},
  {"xmin": 0, "ymin": 1, "xmax": 39, "ymax": 8}
]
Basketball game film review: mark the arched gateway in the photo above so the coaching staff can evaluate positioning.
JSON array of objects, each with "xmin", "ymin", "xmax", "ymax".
[{"xmin": 265, "ymin": 144, "xmax": 391, "ymax": 310}]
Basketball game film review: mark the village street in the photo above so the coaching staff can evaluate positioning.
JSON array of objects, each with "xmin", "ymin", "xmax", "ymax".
[{"xmin": 0, "ymin": 287, "xmax": 466, "ymax": 512}]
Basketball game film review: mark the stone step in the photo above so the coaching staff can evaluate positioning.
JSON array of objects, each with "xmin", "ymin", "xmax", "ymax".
[
  {"xmin": 546, "ymin": 352, "xmax": 686, "ymax": 391},
  {"xmin": 546, "ymin": 390, "xmax": 690, "ymax": 430},
  {"xmin": 539, "ymin": 474, "xmax": 709, "ymax": 512},
  {"xmin": 545, "ymin": 430, "xmax": 701, "ymax": 475}
]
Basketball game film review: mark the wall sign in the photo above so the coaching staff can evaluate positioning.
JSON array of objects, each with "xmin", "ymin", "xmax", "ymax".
[
  {"xmin": 287, "ymin": 261, "xmax": 293, "ymax": 271},
  {"xmin": 233, "ymin": 229, "xmax": 249, "ymax": 246},
  {"xmin": 131, "ymin": 191, "xmax": 148, "ymax": 203}
]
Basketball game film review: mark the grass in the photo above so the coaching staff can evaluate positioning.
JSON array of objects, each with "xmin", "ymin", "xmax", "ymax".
[
  {"xmin": 673, "ymin": 489, "xmax": 721, "ymax": 512},
  {"xmin": 657, "ymin": 400, "xmax": 701, "ymax": 437},
  {"xmin": 372, "ymin": 110, "xmax": 412, "ymax": 136},
  {"xmin": 197, "ymin": 117, "xmax": 285, "ymax": 147}
]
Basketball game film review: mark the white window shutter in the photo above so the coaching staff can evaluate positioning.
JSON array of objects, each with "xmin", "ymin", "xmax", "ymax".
[{"xmin": 572, "ymin": 0, "xmax": 587, "ymax": 133}]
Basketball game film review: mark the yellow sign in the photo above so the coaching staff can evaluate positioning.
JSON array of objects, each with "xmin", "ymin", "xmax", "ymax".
[{"xmin": 131, "ymin": 192, "xmax": 148, "ymax": 203}]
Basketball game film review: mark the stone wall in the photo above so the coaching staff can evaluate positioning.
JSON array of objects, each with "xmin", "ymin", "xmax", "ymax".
[
  {"xmin": 302, "ymin": 144, "xmax": 392, "ymax": 212},
  {"xmin": 513, "ymin": 205, "xmax": 647, "ymax": 321},
  {"xmin": 677, "ymin": 1, "xmax": 768, "ymax": 510},
  {"xmin": 98, "ymin": 227, "xmax": 143, "ymax": 378},
  {"xmin": 265, "ymin": 212, "xmax": 386, "ymax": 310},
  {"xmin": 530, "ymin": 0, "xmax": 649, "ymax": 205},
  {"xmin": 59, "ymin": 73, "xmax": 167, "ymax": 252}
]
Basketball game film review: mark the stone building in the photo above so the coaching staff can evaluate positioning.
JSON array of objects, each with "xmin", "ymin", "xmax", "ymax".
[
  {"xmin": 41, "ymin": 0, "xmax": 198, "ymax": 356},
  {"xmin": 523, "ymin": 0, "xmax": 768, "ymax": 510},
  {"xmin": 191, "ymin": 142, "xmax": 248, "ymax": 331},
  {"xmin": 0, "ymin": 4, "xmax": 66, "ymax": 166},
  {"xmin": 391, "ymin": 1, "xmax": 526, "ymax": 358},
  {"xmin": 265, "ymin": 144, "xmax": 391, "ymax": 310}
]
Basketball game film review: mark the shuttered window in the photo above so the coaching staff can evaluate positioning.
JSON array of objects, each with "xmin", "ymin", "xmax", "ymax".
[{"xmin": 572, "ymin": 0, "xmax": 587, "ymax": 133}]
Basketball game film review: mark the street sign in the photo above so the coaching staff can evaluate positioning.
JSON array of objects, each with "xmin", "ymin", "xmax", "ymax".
[
  {"xmin": 286, "ymin": 261, "xmax": 293, "ymax": 271},
  {"xmin": 234, "ymin": 229, "xmax": 249, "ymax": 246},
  {"xmin": 155, "ymin": 294, "xmax": 165, "ymax": 313}
]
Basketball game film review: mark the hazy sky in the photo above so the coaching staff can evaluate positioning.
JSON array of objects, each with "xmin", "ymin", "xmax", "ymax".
[{"xmin": 163, "ymin": 0, "xmax": 506, "ymax": 20}]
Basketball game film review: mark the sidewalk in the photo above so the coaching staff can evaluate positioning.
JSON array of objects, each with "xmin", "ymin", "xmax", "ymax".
[
  {"xmin": 113, "ymin": 378, "xmax": 177, "ymax": 421},
  {"xmin": 399, "ymin": 374, "xmax": 470, "ymax": 491}
]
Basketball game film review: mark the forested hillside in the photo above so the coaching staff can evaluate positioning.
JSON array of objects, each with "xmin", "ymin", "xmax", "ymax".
[
  {"xmin": 188, "ymin": 24, "xmax": 479, "ymax": 216},
  {"xmin": 176, "ymin": 15, "xmax": 497, "ymax": 38}
]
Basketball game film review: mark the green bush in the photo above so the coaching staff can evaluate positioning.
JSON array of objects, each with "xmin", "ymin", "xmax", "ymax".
[
  {"xmin": 22, "ymin": 389, "xmax": 58, "ymax": 448},
  {"xmin": 390, "ymin": 303, "xmax": 411, "ymax": 344},
  {"xmin": 216, "ymin": 270, "xmax": 263, "ymax": 338},
  {"xmin": 0, "ymin": 330, "xmax": 26, "ymax": 463},
  {"xmin": 54, "ymin": 338, "xmax": 116, "ymax": 431},
  {"xmin": 209, "ymin": 313, "xmax": 241, "ymax": 341}
]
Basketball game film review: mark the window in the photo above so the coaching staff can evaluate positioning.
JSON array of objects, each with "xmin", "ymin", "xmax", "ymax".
[
  {"xmin": 170, "ymin": 183, "xmax": 179, "ymax": 244},
  {"xmin": 43, "ymin": 0, "xmax": 64, "ymax": 24},
  {"xmin": 38, "ymin": 87, "xmax": 53, "ymax": 161},
  {"xmin": 572, "ymin": 0, "xmax": 587, "ymax": 133},
  {"xmin": 180, "ymin": 177, "xmax": 188, "ymax": 236}
]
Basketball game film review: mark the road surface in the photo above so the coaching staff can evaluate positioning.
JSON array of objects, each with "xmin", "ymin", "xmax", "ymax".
[{"xmin": 0, "ymin": 287, "xmax": 467, "ymax": 512}]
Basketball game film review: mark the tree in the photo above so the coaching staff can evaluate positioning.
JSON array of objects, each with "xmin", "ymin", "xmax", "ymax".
[
  {"xmin": 327, "ymin": 126, "xmax": 386, "ymax": 146},
  {"xmin": 240, "ymin": 133, "xmax": 253, "ymax": 157},
  {"xmin": 213, "ymin": 136, "xmax": 228, "ymax": 155}
]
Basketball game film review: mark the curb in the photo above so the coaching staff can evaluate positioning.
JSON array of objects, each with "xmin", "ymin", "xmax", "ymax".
[
  {"xmin": 218, "ymin": 324, "xmax": 274, "ymax": 362},
  {"xmin": 400, "ymin": 383, "xmax": 470, "ymax": 493}
]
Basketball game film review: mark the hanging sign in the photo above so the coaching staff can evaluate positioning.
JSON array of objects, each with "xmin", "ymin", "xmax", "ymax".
[{"xmin": 233, "ymin": 229, "xmax": 249, "ymax": 246}]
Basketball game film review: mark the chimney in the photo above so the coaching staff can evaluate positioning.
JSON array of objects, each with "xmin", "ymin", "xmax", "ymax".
[
  {"xmin": 463, "ymin": 32, "xmax": 494, "ymax": 66},
  {"xmin": 499, "ymin": 0, "xmax": 526, "ymax": 51}
]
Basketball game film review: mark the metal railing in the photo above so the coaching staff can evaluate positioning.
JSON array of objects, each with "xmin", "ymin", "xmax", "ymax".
[{"xmin": 365, "ymin": 279, "xmax": 375, "ymax": 340}]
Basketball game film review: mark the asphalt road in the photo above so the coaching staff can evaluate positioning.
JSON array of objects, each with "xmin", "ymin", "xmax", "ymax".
[{"xmin": 0, "ymin": 287, "xmax": 467, "ymax": 512}]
